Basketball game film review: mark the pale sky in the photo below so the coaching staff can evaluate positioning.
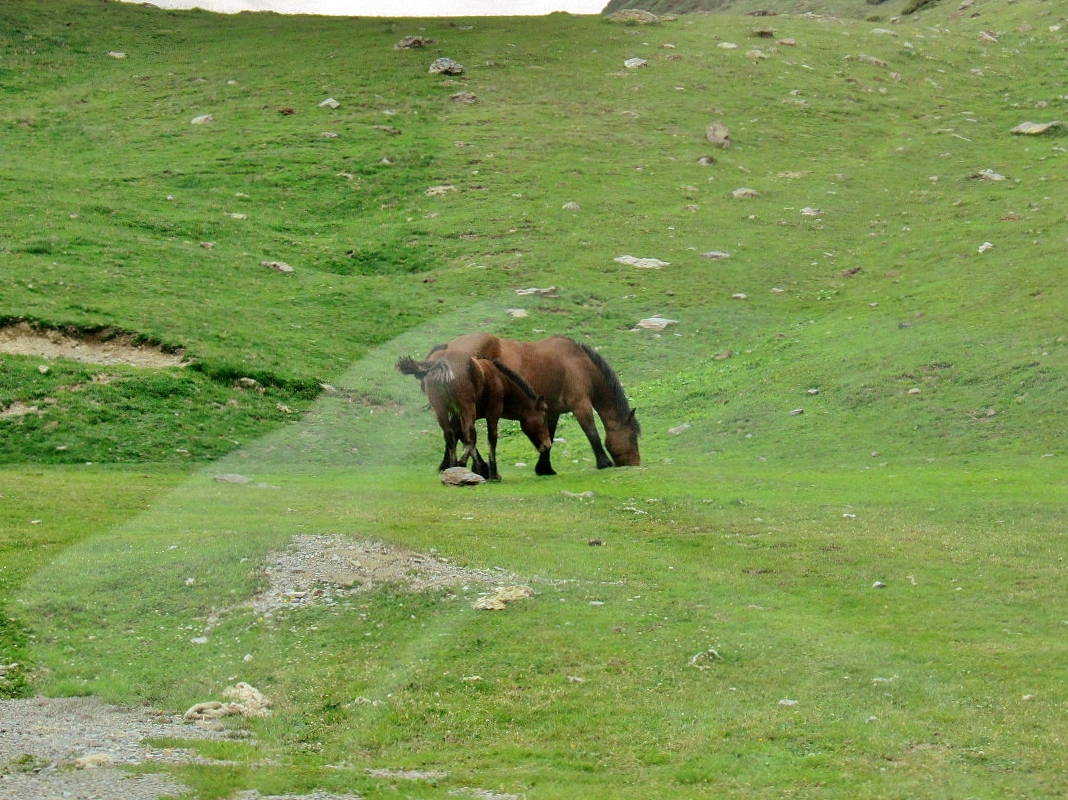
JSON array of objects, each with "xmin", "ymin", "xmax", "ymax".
[{"xmin": 123, "ymin": 0, "xmax": 606, "ymax": 15}]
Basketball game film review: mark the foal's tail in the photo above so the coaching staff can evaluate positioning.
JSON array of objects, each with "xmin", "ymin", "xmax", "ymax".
[{"xmin": 396, "ymin": 355, "xmax": 454, "ymax": 384}]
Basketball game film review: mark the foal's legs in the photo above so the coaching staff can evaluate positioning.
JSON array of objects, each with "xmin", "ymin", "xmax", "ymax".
[
  {"xmin": 435, "ymin": 410, "xmax": 458, "ymax": 472},
  {"xmin": 484, "ymin": 414, "xmax": 502, "ymax": 481}
]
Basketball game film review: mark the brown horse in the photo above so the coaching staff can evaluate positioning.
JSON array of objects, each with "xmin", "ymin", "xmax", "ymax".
[
  {"xmin": 396, "ymin": 352, "xmax": 553, "ymax": 481},
  {"xmin": 428, "ymin": 333, "xmax": 640, "ymax": 473}
]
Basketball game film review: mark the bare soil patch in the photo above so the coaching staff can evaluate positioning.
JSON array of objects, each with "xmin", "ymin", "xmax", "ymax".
[
  {"xmin": 0, "ymin": 323, "xmax": 188, "ymax": 369},
  {"xmin": 1, "ymin": 535, "xmax": 516, "ymax": 800},
  {"xmin": 252, "ymin": 534, "xmax": 509, "ymax": 615}
]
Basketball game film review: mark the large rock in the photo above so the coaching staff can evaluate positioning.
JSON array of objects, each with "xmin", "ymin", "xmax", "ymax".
[
  {"xmin": 429, "ymin": 58, "xmax": 465, "ymax": 75},
  {"xmin": 441, "ymin": 467, "xmax": 485, "ymax": 486}
]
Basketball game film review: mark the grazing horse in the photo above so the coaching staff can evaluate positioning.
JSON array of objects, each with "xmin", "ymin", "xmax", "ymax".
[
  {"xmin": 396, "ymin": 352, "xmax": 553, "ymax": 481},
  {"xmin": 428, "ymin": 333, "xmax": 640, "ymax": 472}
]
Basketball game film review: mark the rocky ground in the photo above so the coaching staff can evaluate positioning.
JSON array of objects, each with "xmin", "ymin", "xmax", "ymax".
[{"xmin": 1, "ymin": 533, "xmax": 520, "ymax": 800}]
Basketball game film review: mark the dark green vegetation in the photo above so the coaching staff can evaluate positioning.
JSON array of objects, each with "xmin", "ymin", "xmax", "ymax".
[{"xmin": 2, "ymin": 0, "xmax": 1067, "ymax": 797}]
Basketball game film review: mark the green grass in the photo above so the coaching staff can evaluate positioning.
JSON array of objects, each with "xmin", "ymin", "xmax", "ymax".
[{"xmin": 2, "ymin": 0, "xmax": 1068, "ymax": 796}]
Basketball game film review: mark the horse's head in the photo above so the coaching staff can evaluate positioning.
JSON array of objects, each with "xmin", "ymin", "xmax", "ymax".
[{"xmin": 605, "ymin": 408, "xmax": 641, "ymax": 466}]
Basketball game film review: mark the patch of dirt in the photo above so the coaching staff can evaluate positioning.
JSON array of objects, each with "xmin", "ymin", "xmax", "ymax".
[
  {"xmin": 0, "ymin": 536, "xmax": 517, "ymax": 800},
  {"xmin": 252, "ymin": 534, "xmax": 508, "ymax": 615},
  {"xmin": 0, "ymin": 322, "xmax": 188, "ymax": 369}
]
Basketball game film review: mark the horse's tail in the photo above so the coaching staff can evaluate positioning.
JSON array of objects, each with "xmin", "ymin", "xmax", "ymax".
[{"xmin": 397, "ymin": 355, "xmax": 456, "ymax": 385}]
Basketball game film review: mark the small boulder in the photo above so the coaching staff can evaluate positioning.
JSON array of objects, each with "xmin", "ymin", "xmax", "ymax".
[
  {"xmin": 441, "ymin": 467, "xmax": 485, "ymax": 486},
  {"xmin": 429, "ymin": 58, "xmax": 465, "ymax": 75},
  {"xmin": 394, "ymin": 35, "xmax": 436, "ymax": 49},
  {"xmin": 706, "ymin": 121, "xmax": 731, "ymax": 148}
]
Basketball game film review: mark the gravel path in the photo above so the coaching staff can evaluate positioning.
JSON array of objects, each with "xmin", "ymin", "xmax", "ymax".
[{"xmin": 0, "ymin": 695, "xmax": 229, "ymax": 800}]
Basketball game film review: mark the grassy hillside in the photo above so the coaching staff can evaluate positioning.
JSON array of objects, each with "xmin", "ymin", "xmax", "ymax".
[{"xmin": 2, "ymin": 1, "xmax": 1068, "ymax": 797}]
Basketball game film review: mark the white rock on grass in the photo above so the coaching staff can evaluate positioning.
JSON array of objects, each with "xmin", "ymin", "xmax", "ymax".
[
  {"xmin": 637, "ymin": 317, "xmax": 678, "ymax": 331},
  {"xmin": 615, "ymin": 255, "xmax": 670, "ymax": 269}
]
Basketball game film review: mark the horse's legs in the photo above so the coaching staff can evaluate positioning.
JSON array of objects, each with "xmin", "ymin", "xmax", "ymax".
[
  {"xmin": 485, "ymin": 415, "xmax": 501, "ymax": 481},
  {"xmin": 436, "ymin": 412, "xmax": 458, "ymax": 471},
  {"xmin": 534, "ymin": 412, "xmax": 560, "ymax": 476},
  {"xmin": 572, "ymin": 403, "xmax": 614, "ymax": 469}
]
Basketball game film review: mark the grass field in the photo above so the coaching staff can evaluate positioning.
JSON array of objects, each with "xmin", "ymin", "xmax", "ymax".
[{"xmin": 2, "ymin": 0, "xmax": 1067, "ymax": 796}]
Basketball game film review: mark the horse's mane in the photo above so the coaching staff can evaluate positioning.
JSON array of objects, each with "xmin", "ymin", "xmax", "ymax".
[
  {"xmin": 491, "ymin": 359, "xmax": 539, "ymax": 402},
  {"xmin": 575, "ymin": 341, "xmax": 640, "ymax": 434}
]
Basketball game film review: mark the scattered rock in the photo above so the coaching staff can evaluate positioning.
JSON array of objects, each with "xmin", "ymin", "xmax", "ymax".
[
  {"xmin": 637, "ymin": 316, "xmax": 678, "ymax": 330},
  {"xmin": 562, "ymin": 490, "xmax": 595, "ymax": 500},
  {"xmin": 183, "ymin": 682, "xmax": 271, "ymax": 721},
  {"xmin": 588, "ymin": 538, "xmax": 603, "ymax": 546},
  {"xmin": 214, "ymin": 473, "xmax": 252, "ymax": 484},
  {"xmin": 107, "ymin": 51, "xmax": 127, "ymax": 59},
  {"xmin": 624, "ymin": 57, "xmax": 648, "ymax": 69},
  {"xmin": 319, "ymin": 97, "xmax": 339, "ymax": 109},
  {"xmin": 615, "ymin": 255, "xmax": 670, "ymax": 269},
  {"xmin": 515, "ymin": 286, "xmax": 557, "ymax": 296},
  {"xmin": 321, "ymin": 131, "xmax": 339, "ymax": 138},
  {"xmin": 850, "ymin": 54, "xmax": 888, "ymax": 67},
  {"xmin": 718, "ymin": 42, "xmax": 738, "ymax": 49},
  {"xmin": 701, "ymin": 250, "xmax": 731, "ymax": 259},
  {"xmin": 371, "ymin": 124, "xmax": 402, "ymax": 135},
  {"xmin": 394, "ymin": 35, "xmax": 436, "ymax": 49},
  {"xmin": 1011, "ymin": 121, "xmax": 1061, "ymax": 135},
  {"xmin": 261, "ymin": 260, "xmax": 294, "ymax": 273},
  {"xmin": 441, "ymin": 466, "xmax": 486, "ymax": 486},
  {"xmin": 746, "ymin": 49, "xmax": 769, "ymax": 60},
  {"xmin": 870, "ymin": 27, "xmax": 898, "ymax": 36},
  {"xmin": 562, "ymin": 201, "xmax": 581, "ymax": 211},
  {"xmin": 777, "ymin": 38, "xmax": 797, "ymax": 46},
  {"xmin": 790, "ymin": 408, "xmax": 804, "ymax": 415},
  {"xmin": 190, "ymin": 114, "xmax": 214, "ymax": 124},
  {"xmin": 873, "ymin": 581, "xmax": 887, "ymax": 589},
  {"xmin": 907, "ymin": 387, "xmax": 922, "ymax": 395},
  {"xmin": 506, "ymin": 308, "xmax": 528, "ymax": 318},
  {"xmin": 732, "ymin": 292, "xmax": 749, "ymax": 300},
  {"xmin": 689, "ymin": 648, "xmax": 722, "ymax": 669},
  {"xmin": 972, "ymin": 168, "xmax": 1007, "ymax": 180},
  {"xmin": 451, "ymin": 91, "xmax": 479, "ymax": 103},
  {"xmin": 801, "ymin": 207, "xmax": 822, "ymax": 216},
  {"xmin": 978, "ymin": 241, "xmax": 994, "ymax": 253},
  {"xmin": 697, "ymin": 155, "xmax": 717, "ymax": 165},
  {"xmin": 778, "ymin": 698, "xmax": 800, "ymax": 706},
  {"xmin": 979, "ymin": 29, "xmax": 999, "ymax": 43},
  {"xmin": 429, "ymin": 57, "xmax": 465, "ymax": 75},
  {"xmin": 732, "ymin": 187, "xmax": 760, "ymax": 198},
  {"xmin": 750, "ymin": 27, "xmax": 775, "ymax": 37},
  {"xmin": 425, "ymin": 185, "xmax": 456, "ymax": 196},
  {"xmin": 605, "ymin": 9, "xmax": 659, "ymax": 24},
  {"xmin": 473, "ymin": 585, "xmax": 534, "ymax": 610},
  {"xmin": 668, "ymin": 423, "xmax": 691, "ymax": 434},
  {"xmin": 706, "ymin": 121, "xmax": 731, "ymax": 148}
]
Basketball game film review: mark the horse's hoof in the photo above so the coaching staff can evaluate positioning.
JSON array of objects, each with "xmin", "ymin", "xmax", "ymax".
[{"xmin": 536, "ymin": 466, "xmax": 557, "ymax": 476}]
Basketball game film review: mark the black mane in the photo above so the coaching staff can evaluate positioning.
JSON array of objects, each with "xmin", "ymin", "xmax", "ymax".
[
  {"xmin": 575, "ymin": 340, "xmax": 640, "ymax": 434},
  {"xmin": 492, "ymin": 359, "xmax": 540, "ymax": 401}
]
